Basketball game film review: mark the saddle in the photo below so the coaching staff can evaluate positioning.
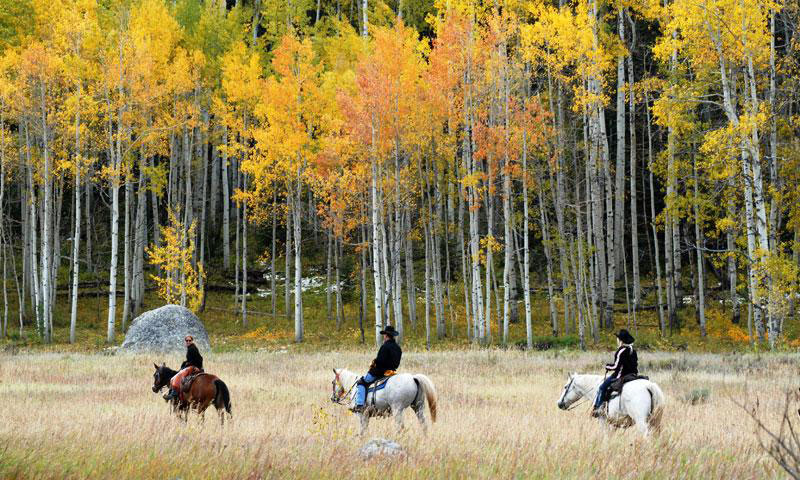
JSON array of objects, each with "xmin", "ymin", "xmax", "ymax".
[
  {"xmin": 180, "ymin": 372, "xmax": 206, "ymax": 394},
  {"xmin": 606, "ymin": 374, "xmax": 649, "ymax": 401},
  {"xmin": 170, "ymin": 366, "xmax": 202, "ymax": 403},
  {"xmin": 365, "ymin": 371, "xmax": 397, "ymax": 408}
]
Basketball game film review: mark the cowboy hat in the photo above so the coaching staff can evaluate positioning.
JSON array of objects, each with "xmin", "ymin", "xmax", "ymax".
[
  {"xmin": 616, "ymin": 329, "xmax": 635, "ymax": 344},
  {"xmin": 380, "ymin": 325, "xmax": 399, "ymax": 337}
]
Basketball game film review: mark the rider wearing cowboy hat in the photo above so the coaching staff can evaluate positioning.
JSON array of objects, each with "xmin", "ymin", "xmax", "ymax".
[
  {"xmin": 591, "ymin": 329, "xmax": 638, "ymax": 417},
  {"xmin": 351, "ymin": 326, "xmax": 402, "ymax": 413}
]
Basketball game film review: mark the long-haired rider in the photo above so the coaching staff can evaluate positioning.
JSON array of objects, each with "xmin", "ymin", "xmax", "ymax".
[{"xmin": 591, "ymin": 329, "xmax": 637, "ymax": 417}]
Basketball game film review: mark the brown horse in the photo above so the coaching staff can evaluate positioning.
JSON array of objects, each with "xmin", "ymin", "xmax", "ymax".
[{"xmin": 152, "ymin": 363, "xmax": 232, "ymax": 424}]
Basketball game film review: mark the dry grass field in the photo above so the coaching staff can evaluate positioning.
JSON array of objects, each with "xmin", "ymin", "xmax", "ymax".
[{"xmin": 0, "ymin": 348, "xmax": 796, "ymax": 479}]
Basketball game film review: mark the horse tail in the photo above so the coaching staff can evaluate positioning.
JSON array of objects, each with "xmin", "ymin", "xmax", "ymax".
[
  {"xmin": 646, "ymin": 382, "xmax": 665, "ymax": 432},
  {"xmin": 413, "ymin": 374, "xmax": 438, "ymax": 423},
  {"xmin": 214, "ymin": 379, "xmax": 232, "ymax": 416}
]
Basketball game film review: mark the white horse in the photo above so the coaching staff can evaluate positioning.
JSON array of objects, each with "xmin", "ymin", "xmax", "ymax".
[
  {"xmin": 330, "ymin": 368, "xmax": 438, "ymax": 435},
  {"xmin": 557, "ymin": 373, "xmax": 665, "ymax": 436}
]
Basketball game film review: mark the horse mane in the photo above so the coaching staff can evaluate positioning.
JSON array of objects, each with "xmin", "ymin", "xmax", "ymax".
[
  {"xmin": 159, "ymin": 364, "xmax": 178, "ymax": 377},
  {"xmin": 335, "ymin": 368, "xmax": 359, "ymax": 388},
  {"xmin": 571, "ymin": 373, "xmax": 604, "ymax": 395}
]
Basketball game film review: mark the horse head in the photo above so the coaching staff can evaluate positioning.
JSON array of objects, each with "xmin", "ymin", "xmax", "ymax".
[
  {"xmin": 557, "ymin": 373, "xmax": 580, "ymax": 410},
  {"xmin": 152, "ymin": 363, "xmax": 170, "ymax": 393},
  {"xmin": 330, "ymin": 368, "xmax": 346, "ymax": 404}
]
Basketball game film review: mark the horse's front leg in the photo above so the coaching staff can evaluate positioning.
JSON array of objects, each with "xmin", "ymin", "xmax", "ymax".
[{"xmin": 181, "ymin": 402, "xmax": 190, "ymax": 423}]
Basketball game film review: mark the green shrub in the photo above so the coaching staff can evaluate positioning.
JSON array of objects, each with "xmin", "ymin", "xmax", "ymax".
[{"xmin": 684, "ymin": 388, "xmax": 710, "ymax": 405}]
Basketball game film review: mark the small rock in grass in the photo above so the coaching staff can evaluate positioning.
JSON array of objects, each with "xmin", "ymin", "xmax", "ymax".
[{"xmin": 359, "ymin": 438, "xmax": 405, "ymax": 460}]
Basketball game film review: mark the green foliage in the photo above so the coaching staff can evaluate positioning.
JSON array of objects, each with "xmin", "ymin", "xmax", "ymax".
[{"xmin": 0, "ymin": 0, "xmax": 34, "ymax": 52}]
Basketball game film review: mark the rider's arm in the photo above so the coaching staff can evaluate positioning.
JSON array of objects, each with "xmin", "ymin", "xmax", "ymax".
[
  {"xmin": 605, "ymin": 346, "xmax": 625, "ymax": 371},
  {"xmin": 372, "ymin": 344, "xmax": 389, "ymax": 370}
]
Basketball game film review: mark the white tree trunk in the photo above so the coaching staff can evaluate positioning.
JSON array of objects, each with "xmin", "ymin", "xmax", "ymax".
[
  {"xmin": 404, "ymin": 214, "xmax": 417, "ymax": 329},
  {"xmin": 69, "ymin": 103, "xmax": 81, "ymax": 344},
  {"xmin": 271, "ymin": 190, "xmax": 277, "ymax": 317},
  {"xmin": 293, "ymin": 177, "xmax": 303, "ymax": 342},
  {"xmin": 502, "ymin": 151, "xmax": 512, "ymax": 344},
  {"xmin": 370, "ymin": 118, "xmax": 383, "ymax": 347},
  {"xmin": 122, "ymin": 171, "xmax": 132, "ymax": 329},
  {"xmin": 0, "ymin": 113, "xmax": 6, "ymax": 338},
  {"xmin": 693, "ymin": 156, "xmax": 706, "ymax": 336},
  {"xmin": 242, "ymin": 176, "xmax": 248, "ymax": 327},
  {"xmin": 326, "ymin": 230, "xmax": 332, "ymax": 322},
  {"xmin": 645, "ymin": 92, "xmax": 666, "ymax": 334},
  {"xmin": 25, "ymin": 123, "xmax": 41, "ymax": 336},
  {"xmin": 456, "ymin": 162, "xmax": 471, "ymax": 338},
  {"xmin": 626, "ymin": 13, "xmax": 640, "ymax": 309},
  {"xmin": 107, "ymin": 162, "xmax": 120, "ymax": 343},
  {"xmin": 572, "ymin": 154, "xmax": 588, "ymax": 349},
  {"xmin": 361, "ymin": 0, "xmax": 368, "ymax": 36},
  {"xmin": 285, "ymin": 200, "xmax": 292, "ymax": 320},
  {"xmin": 613, "ymin": 7, "xmax": 626, "ymax": 276},
  {"xmin": 221, "ymin": 127, "xmax": 231, "ymax": 270},
  {"xmin": 40, "ymin": 86, "xmax": 52, "ymax": 342},
  {"xmin": 424, "ymin": 218, "xmax": 431, "ymax": 349},
  {"xmin": 133, "ymin": 169, "xmax": 147, "ymax": 315},
  {"xmin": 537, "ymin": 179, "xmax": 558, "ymax": 337},
  {"xmin": 522, "ymin": 131, "xmax": 532, "ymax": 349},
  {"xmin": 335, "ymin": 236, "xmax": 343, "ymax": 328}
]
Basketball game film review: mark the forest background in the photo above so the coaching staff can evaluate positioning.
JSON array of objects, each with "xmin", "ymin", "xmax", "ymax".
[{"xmin": 0, "ymin": 0, "xmax": 798, "ymax": 353}]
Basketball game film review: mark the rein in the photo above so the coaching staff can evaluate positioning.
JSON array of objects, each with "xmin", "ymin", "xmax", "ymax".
[
  {"xmin": 566, "ymin": 397, "xmax": 590, "ymax": 411},
  {"xmin": 563, "ymin": 377, "xmax": 595, "ymax": 412},
  {"xmin": 333, "ymin": 377, "xmax": 358, "ymax": 405}
]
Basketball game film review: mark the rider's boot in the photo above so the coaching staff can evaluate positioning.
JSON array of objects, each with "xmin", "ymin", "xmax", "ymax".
[
  {"xmin": 590, "ymin": 404, "xmax": 605, "ymax": 418},
  {"xmin": 163, "ymin": 388, "xmax": 178, "ymax": 402}
]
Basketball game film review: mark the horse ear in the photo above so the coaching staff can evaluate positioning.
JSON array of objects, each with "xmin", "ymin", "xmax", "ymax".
[
  {"xmin": 332, "ymin": 368, "xmax": 339, "ymax": 377},
  {"xmin": 154, "ymin": 363, "xmax": 159, "ymax": 370}
]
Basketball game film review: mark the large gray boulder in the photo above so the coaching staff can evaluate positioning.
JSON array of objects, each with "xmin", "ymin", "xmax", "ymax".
[{"xmin": 120, "ymin": 305, "xmax": 211, "ymax": 353}]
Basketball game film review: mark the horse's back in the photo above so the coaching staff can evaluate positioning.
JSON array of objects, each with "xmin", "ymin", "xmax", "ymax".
[
  {"xmin": 620, "ymin": 380, "xmax": 663, "ymax": 417},
  {"xmin": 621, "ymin": 379, "xmax": 656, "ymax": 398},
  {"xmin": 374, "ymin": 373, "xmax": 418, "ymax": 404}
]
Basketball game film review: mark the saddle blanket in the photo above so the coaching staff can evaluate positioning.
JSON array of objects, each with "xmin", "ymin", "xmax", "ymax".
[
  {"xmin": 366, "ymin": 375, "xmax": 396, "ymax": 406},
  {"xmin": 367, "ymin": 376, "xmax": 392, "ymax": 394}
]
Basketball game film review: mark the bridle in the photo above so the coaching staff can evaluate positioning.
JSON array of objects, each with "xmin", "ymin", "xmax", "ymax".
[
  {"xmin": 561, "ymin": 376, "xmax": 592, "ymax": 412},
  {"xmin": 153, "ymin": 368, "xmax": 168, "ymax": 393},
  {"xmin": 332, "ymin": 376, "xmax": 358, "ymax": 405}
]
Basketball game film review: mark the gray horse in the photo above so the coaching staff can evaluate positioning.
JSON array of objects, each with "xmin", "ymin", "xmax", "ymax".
[
  {"xmin": 557, "ymin": 373, "xmax": 665, "ymax": 436},
  {"xmin": 331, "ymin": 368, "xmax": 438, "ymax": 435}
]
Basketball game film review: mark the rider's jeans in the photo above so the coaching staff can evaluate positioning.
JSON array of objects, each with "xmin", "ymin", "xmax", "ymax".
[
  {"xmin": 594, "ymin": 376, "xmax": 617, "ymax": 408},
  {"xmin": 355, "ymin": 373, "xmax": 378, "ymax": 406}
]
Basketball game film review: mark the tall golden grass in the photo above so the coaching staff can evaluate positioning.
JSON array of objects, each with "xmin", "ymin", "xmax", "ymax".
[{"xmin": 0, "ymin": 349, "xmax": 795, "ymax": 478}]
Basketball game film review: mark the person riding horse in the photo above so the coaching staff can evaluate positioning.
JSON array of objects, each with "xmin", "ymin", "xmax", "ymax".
[
  {"xmin": 592, "ymin": 329, "xmax": 638, "ymax": 417},
  {"xmin": 351, "ymin": 326, "xmax": 402, "ymax": 413},
  {"xmin": 164, "ymin": 335, "xmax": 204, "ymax": 402}
]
